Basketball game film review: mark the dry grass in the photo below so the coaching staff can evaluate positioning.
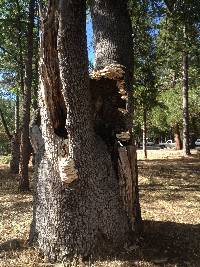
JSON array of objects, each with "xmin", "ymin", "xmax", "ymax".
[{"xmin": 0, "ymin": 149, "xmax": 200, "ymax": 266}]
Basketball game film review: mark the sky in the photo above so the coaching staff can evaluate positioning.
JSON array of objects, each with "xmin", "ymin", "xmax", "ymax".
[{"xmin": 86, "ymin": 16, "xmax": 94, "ymax": 63}]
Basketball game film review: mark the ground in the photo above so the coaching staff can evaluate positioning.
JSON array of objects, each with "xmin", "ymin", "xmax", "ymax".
[{"xmin": 0, "ymin": 149, "xmax": 200, "ymax": 267}]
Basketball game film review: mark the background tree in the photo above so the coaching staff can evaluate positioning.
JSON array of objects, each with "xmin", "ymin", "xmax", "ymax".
[
  {"xmin": 18, "ymin": 0, "xmax": 35, "ymax": 191},
  {"xmin": 130, "ymin": 0, "xmax": 158, "ymax": 158},
  {"xmin": 156, "ymin": 0, "xmax": 200, "ymax": 154},
  {"xmin": 0, "ymin": 0, "xmax": 39, "ymax": 176}
]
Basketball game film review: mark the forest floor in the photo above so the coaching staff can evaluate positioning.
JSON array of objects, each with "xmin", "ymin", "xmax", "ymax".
[{"xmin": 0, "ymin": 149, "xmax": 200, "ymax": 267}]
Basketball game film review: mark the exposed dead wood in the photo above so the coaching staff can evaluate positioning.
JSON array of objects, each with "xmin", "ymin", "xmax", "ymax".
[
  {"xmin": 90, "ymin": 64, "xmax": 129, "ymax": 144},
  {"xmin": 118, "ymin": 145, "xmax": 136, "ymax": 229},
  {"xmin": 57, "ymin": 139, "xmax": 78, "ymax": 184},
  {"xmin": 41, "ymin": 9, "xmax": 67, "ymax": 138}
]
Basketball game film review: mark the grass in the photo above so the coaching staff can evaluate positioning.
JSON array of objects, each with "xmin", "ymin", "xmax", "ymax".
[{"xmin": 0, "ymin": 149, "xmax": 200, "ymax": 266}]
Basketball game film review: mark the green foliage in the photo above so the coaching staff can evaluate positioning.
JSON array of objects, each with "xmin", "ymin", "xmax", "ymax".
[
  {"xmin": 130, "ymin": 0, "xmax": 159, "ymax": 138},
  {"xmin": 0, "ymin": 0, "xmax": 39, "ymax": 142},
  {"xmin": 129, "ymin": 0, "xmax": 200, "ymax": 141}
]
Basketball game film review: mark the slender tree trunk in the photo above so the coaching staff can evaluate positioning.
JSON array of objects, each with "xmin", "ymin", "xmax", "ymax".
[
  {"xmin": 182, "ymin": 50, "xmax": 190, "ymax": 156},
  {"xmin": 16, "ymin": 0, "xmax": 25, "ymax": 96},
  {"xmin": 30, "ymin": 0, "xmax": 132, "ymax": 261},
  {"xmin": 142, "ymin": 108, "xmax": 147, "ymax": 159},
  {"xmin": 32, "ymin": 5, "xmax": 39, "ymax": 111},
  {"xmin": 10, "ymin": 135, "xmax": 20, "ymax": 173},
  {"xmin": 10, "ymin": 2, "xmax": 25, "ymax": 173},
  {"xmin": 18, "ymin": 0, "xmax": 35, "ymax": 191},
  {"xmin": 0, "ymin": 107, "xmax": 20, "ymax": 173},
  {"xmin": 10, "ymin": 92, "xmax": 20, "ymax": 173},
  {"xmin": 91, "ymin": 0, "xmax": 142, "ymax": 231},
  {"xmin": 174, "ymin": 123, "xmax": 182, "ymax": 150}
]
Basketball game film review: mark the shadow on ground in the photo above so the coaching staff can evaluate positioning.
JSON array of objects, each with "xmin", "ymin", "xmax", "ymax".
[
  {"xmin": 138, "ymin": 156, "xmax": 200, "ymax": 203},
  {"xmin": 0, "ymin": 155, "xmax": 200, "ymax": 266},
  {"xmin": 90, "ymin": 219, "xmax": 200, "ymax": 266},
  {"xmin": 139, "ymin": 220, "xmax": 200, "ymax": 266}
]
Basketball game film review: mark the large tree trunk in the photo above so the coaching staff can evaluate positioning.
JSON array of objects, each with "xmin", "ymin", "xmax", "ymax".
[
  {"xmin": 91, "ymin": 0, "xmax": 141, "ymax": 231},
  {"xmin": 142, "ymin": 108, "xmax": 147, "ymax": 159},
  {"xmin": 30, "ymin": 0, "xmax": 132, "ymax": 261},
  {"xmin": 174, "ymin": 123, "xmax": 182, "ymax": 150},
  {"xmin": 18, "ymin": 0, "xmax": 35, "ymax": 191},
  {"xmin": 182, "ymin": 50, "xmax": 190, "ymax": 156}
]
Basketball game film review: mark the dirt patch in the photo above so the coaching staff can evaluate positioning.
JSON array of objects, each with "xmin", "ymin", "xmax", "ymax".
[{"xmin": 0, "ymin": 149, "xmax": 200, "ymax": 266}]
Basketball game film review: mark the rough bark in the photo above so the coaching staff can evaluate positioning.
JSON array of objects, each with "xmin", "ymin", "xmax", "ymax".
[
  {"xmin": 30, "ymin": 0, "xmax": 131, "ymax": 261},
  {"xmin": 18, "ymin": 0, "xmax": 35, "ymax": 191},
  {"xmin": 174, "ymin": 123, "xmax": 182, "ymax": 150},
  {"xmin": 182, "ymin": 50, "xmax": 190, "ymax": 156},
  {"xmin": 91, "ymin": 0, "xmax": 142, "ymax": 231},
  {"xmin": 142, "ymin": 108, "xmax": 147, "ymax": 159}
]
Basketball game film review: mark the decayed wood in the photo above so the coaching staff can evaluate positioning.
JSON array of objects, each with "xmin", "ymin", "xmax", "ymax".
[
  {"xmin": 90, "ymin": 64, "xmax": 129, "ymax": 144},
  {"xmin": 41, "ymin": 6, "xmax": 67, "ymax": 138},
  {"xmin": 91, "ymin": 64, "xmax": 127, "ymax": 100},
  {"xmin": 57, "ymin": 139, "xmax": 78, "ymax": 184},
  {"xmin": 90, "ymin": 62, "xmax": 140, "ymax": 232},
  {"xmin": 118, "ymin": 145, "xmax": 136, "ymax": 229},
  {"xmin": 91, "ymin": 64, "xmax": 125, "ymax": 80}
]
